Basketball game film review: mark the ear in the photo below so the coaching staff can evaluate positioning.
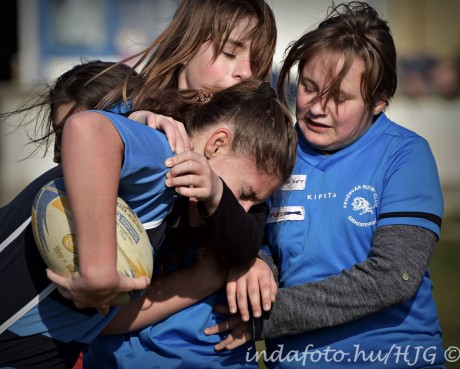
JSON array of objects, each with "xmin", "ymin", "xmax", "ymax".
[
  {"xmin": 203, "ymin": 127, "xmax": 232, "ymax": 159},
  {"xmin": 373, "ymin": 96, "xmax": 388, "ymax": 116}
]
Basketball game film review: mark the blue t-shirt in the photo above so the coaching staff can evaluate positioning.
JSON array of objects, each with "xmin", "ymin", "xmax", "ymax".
[
  {"xmin": 264, "ymin": 113, "xmax": 444, "ymax": 368},
  {"xmin": 84, "ymin": 211, "xmax": 258, "ymax": 369},
  {"xmin": 84, "ymin": 292, "xmax": 257, "ymax": 369},
  {"xmin": 8, "ymin": 111, "xmax": 176, "ymax": 344}
]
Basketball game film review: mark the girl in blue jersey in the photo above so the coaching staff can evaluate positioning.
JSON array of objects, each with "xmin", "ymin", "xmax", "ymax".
[
  {"xmin": 43, "ymin": 0, "xmax": 279, "ymax": 314},
  {"xmin": 50, "ymin": 79, "xmax": 295, "ymax": 313},
  {"xmin": 1, "ymin": 0, "xmax": 282, "ymax": 367},
  {"xmin": 0, "ymin": 60, "xmax": 194, "ymax": 369},
  {"xmin": 75, "ymin": 80, "xmax": 295, "ymax": 369},
  {"xmin": 208, "ymin": 2, "xmax": 446, "ymax": 368},
  {"xmin": 1, "ymin": 78, "xmax": 295, "ymax": 369}
]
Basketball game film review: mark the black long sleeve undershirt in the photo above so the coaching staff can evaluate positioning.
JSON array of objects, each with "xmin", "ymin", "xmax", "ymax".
[{"xmin": 198, "ymin": 180, "xmax": 268, "ymax": 266}]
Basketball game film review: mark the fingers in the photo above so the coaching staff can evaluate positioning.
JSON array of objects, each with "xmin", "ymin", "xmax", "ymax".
[
  {"xmin": 46, "ymin": 268, "xmax": 67, "ymax": 286},
  {"xmin": 206, "ymin": 321, "xmax": 252, "ymax": 351},
  {"xmin": 204, "ymin": 315, "xmax": 240, "ymax": 336},
  {"xmin": 236, "ymin": 284, "xmax": 250, "ymax": 322},
  {"xmin": 270, "ymin": 274, "xmax": 278, "ymax": 304},
  {"xmin": 118, "ymin": 275, "xmax": 151, "ymax": 292},
  {"xmin": 46, "ymin": 268, "xmax": 150, "ymax": 311},
  {"xmin": 129, "ymin": 111, "xmax": 192, "ymax": 153},
  {"xmin": 172, "ymin": 120, "xmax": 192, "ymax": 153},
  {"xmin": 258, "ymin": 275, "xmax": 272, "ymax": 313},
  {"xmin": 218, "ymin": 324, "xmax": 252, "ymax": 351},
  {"xmin": 246, "ymin": 277, "xmax": 262, "ymax": 318},
  {"xmin": 46, "ymin": 268, "xmax": 73, "ymax": 300},
  {"xmin": 165, "ymin": 151, "xmax": 206, "ymax": 172},
  {"xmin": 226, "ymin": 280, "xmax": 238, "ymax": 315},
  {"xmin": 257, "ymin": 267, "xmax": 277, "ymax": 313},
  {"xmin": 164, "ymin": 152, "xmax": 217, "ymax": 200},
  {"xmin": 226, "ymin": 258, "xmax": 277, "ymax": 322},
  {"xmin": 227, "ymin": 276, "xmax": 250, "ymax": 322},
  {"xmin": 147, "ymin": 114, "xmax": 191, "ymax": 154}
]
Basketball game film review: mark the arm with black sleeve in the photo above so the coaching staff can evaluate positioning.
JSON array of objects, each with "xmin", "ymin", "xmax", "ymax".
[{"xmin": 197, "ymin": 179, "xmax": 268, "ymax": 266}]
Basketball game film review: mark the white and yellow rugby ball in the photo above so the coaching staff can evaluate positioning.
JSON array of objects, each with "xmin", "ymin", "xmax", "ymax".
[{"xmin": 31, "ymin": 178, "xmax": 153, "ymax": 306}]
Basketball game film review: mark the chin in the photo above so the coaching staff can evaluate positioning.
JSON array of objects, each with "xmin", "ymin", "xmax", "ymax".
[
  {"xmin": 308, "ymin": 139, "xmax": 337, "ymax": 152},
  {"xmin": 304, "ymin": 134, "xmax": 329, "ymax": 150}
]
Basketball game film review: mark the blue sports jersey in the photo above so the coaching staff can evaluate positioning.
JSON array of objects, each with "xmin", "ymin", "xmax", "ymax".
[
  {"xmin": 84, "ymin": 205, "xmax": 258, "ymax": 369},
  {"xmin": 85, "ymin": 292, "xmax": 257, "ymax": 369},
  {"xmin": 6, "ymin": 112, "xmax": 176, "ymax": 346},
  {"xmin": 97, "ymin": 111, "xmax": 177, "ymax": 227},
  {"xmin": 264, "ymin": 113, "xmax": 444, "ymax": 368}
]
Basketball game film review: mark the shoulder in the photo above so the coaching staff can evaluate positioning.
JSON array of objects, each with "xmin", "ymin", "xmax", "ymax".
[
  {"xmin": 376, "ymin": 113, "xmax": 434, "ymax": 161},
  {"xmin": 93, "ymin": 110, "xmax": 167, "ymax": 139},
  {"xmin": 380, "ymin": 113, "xmax": 429, "ymax": 146}
]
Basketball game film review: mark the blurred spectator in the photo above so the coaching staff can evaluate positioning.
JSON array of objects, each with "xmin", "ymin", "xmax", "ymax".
[
  {"xmin": 429, "ymin": 59, "xmax": 459, "ymax": 99},
  {"xmin": 399, "ymin": 55, "xmax": 460, "ymax": 99}
]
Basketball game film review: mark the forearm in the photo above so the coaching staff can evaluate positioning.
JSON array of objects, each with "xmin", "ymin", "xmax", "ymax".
[
  {"xmin": 251, "ymin": 225, "xmax": 437, "ymax": 340},
  {"xmin": 61, "ymin": 112, "xmax": 123, "ymax": 286},
  {"xmin": 103, "ymin": 265, "xmax": 222, "ymax": 334},
  {"xmin": 198, "ymin": 181, "xmax": 268, "ymax": 265}
]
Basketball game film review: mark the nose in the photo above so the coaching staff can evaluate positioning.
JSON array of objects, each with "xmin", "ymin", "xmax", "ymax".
[
  {"xmin": 234, "ymin": 58, "xmax": 252, "ymax": 81},
  {"xmin": 308, "ymin": 97, "xmax": 327, "ymax": 116}
]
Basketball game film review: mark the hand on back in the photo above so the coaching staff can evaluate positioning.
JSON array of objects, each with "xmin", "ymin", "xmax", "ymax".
[
  {"xmin": 128, "ymin": 111, "xmax": 192, "ymax": 154},
  {"xmin": 204, "ymin": 257, "xmax": 278, "ymax": 350}
]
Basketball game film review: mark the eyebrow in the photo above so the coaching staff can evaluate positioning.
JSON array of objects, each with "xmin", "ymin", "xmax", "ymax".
[
  {"xmin": 300, "ymin": 75, "xmax": 317, "ymax": 87},
  {"xmin": 226, "ymin": 38, "xmax": 246, "ymax": 49},
  {"xmin": 300, "ymin": 75, "xmax": 354, "ymax": 98}
]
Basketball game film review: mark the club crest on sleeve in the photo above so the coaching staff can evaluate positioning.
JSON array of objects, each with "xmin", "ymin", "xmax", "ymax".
[{"xmin": 343, "ymin": 184, "xmax": 378, "ymax": 227}]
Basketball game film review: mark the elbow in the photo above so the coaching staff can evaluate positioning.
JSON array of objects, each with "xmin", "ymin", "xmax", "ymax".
[
  {"xmin": 380, "ymin": 269, "xmax": 425, "ymax": 306},
  {"xmin": 395, "ymin": 271, "xmax": 425, "ymax": 303}
]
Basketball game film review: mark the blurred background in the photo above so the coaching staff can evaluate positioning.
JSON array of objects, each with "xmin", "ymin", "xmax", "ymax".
[{"xmin": 0, "ymin": 0, "xmax": 459, "ymax": 367}]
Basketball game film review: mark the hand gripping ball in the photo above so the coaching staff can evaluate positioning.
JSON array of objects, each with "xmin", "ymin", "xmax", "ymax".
[{"xmin": 31, "ymin": 178, "xmax": 153, "ymax": 306}]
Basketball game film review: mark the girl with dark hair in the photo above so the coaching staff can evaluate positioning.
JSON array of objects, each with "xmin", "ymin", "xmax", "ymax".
[{"xmin": 1, "ymin": 1, "xmax": 283, "ymax": 367}]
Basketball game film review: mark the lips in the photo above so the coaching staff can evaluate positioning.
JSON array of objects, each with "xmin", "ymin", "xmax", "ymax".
[{"xmin": 304, "ymin": 117, "xmax": 331, "ymax": 132}]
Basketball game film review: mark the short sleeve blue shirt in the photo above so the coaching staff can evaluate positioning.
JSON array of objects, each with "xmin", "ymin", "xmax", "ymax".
[{"xmin": 264, "ymin": 113, "xmax": 444, "ymax": 368}]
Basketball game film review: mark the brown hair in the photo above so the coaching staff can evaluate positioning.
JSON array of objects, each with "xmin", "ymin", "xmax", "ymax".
[
  {"xmin": 146, "ymin": 81, "xmax": 297, "ymax": 273},
  {"xmin": 277, "ymin": 1, "xmax": 397, "ymax": 111},
  {"xmin": 1, "ymin": 60, "xmax": 136, "ymax": 163},
  {"xmin": 187, "ymin": 80, "xmax": 296, "ymax": 184},
  {"xmin": 99, "ymin": 0, "xmax": 277, "ymax": 109},
  {"xmin": 136, "ymin": 80, "xmax": 297, "ymax": 184}
]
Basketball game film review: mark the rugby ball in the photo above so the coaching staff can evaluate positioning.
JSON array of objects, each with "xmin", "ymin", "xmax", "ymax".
[{"xmin": 31, "ymin": 177, "xmax": 153, "ymax": 306}]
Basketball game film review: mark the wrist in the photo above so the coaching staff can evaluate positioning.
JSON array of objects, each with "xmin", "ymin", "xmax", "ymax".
[
  {"xmin": 202, "ymin": 176, "xmax": 224, "ymax": 216},
  {"xmin": 79, "ymin": 266, "xmax": 119, "ymax": 292}
]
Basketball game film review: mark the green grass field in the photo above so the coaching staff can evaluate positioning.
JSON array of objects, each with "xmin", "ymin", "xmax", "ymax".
[
  {"xmin": 256, "ymin": 214, "xmax": 460, "ymax": 369},
  {"xmin": 431, "ymin": 214, "xmax": 460, "ymax": 369}
]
